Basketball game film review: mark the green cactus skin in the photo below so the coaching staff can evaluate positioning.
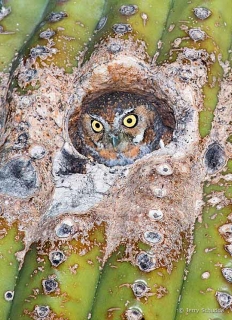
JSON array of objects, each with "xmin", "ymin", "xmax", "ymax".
[
  {"xmin": 156, "ymin": 0, "xmax": 232, "ymax": 138},
  {"xmin": 0, "ymin": 220, "xmax": 24, "ymax": 320},
  {"xmin": 177, "ymin": 204, "xmax": 232, "ymax": 318},
  {"xmin": 176, "ymin": 157, "xmax": 232, "ymax": 319},
  {"xmin": 0, "ymin": 0, "xmax": 57, "ymax": 72},
  {"xmin": 5, "ymin": 0, "xmax": 231, "ymax": 140},
  {"xmin": 0, "ymin": 1, "xmax": 232, "ymax": 320},
  {"xmin": 85, "ymin": 0, "xmax": 173, "ymax": 61},
  {"xmin": 9, "ymin": 226, "xmax": 105, "ymax": 319},
  {"xmin": 29, "ymin": 0, "xmax": 105, "ymax": 72},
  {"xmin": 85, "ymin": 0, "xmax": 232, "ymax": 138},
  {"xmin": 90, "ymin": 247, "xmax": 187, "ymax": 320},
  {"xmin": 0, "ymin": 0, "xmax": 104, "ymax": 74}
]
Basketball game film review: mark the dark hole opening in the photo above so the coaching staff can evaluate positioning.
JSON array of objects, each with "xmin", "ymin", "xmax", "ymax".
[{"xmin": 68, "ymin": 91, "xmax": 175, "ymax": 167}]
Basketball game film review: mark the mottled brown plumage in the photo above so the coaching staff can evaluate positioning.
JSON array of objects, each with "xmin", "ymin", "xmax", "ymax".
[{"xmin": 73, "ymin": 92, "xmax": 173, "ymax": 166}]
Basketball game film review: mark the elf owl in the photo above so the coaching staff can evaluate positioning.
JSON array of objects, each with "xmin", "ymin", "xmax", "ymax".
[{"xmin": 72, "ymin": 92, "xmax": 173, "ymax": 167}]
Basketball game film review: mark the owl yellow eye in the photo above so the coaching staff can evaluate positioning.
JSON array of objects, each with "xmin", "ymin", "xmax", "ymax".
[
  {"xmin": 123, "ymin": 114, "xmax": 138, "ymax": 128},
  {"xmin": 91, "ymin": 120, "xmax": 103, "ymax": 133}
]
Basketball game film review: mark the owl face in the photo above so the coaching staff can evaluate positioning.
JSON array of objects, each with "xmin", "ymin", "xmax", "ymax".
[{"xmin": 75, "ymin": 92, "xmax": 172, "ymax": 166}]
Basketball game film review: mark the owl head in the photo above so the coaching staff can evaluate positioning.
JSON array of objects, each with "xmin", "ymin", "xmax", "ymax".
[{"xmin": 73, "ymin": 92, "xmax": 173, "ymax": 166}]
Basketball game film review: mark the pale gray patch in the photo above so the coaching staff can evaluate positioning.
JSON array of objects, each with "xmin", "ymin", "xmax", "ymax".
[
  {"xmin": 144, "ymin": 231, "xmax": 163, "ymax": 244},
  {"xmin": 0, "ymin": 158, "xmax": 38, "ymax": 198},
  {"xmin": 136, "ymin": 252, "xmax": 157, "ymax": 272},
  {"xmin": 215, "ymin": 292, "xmax": 232, "ymax": 309},
  {"xmin": 119, "ymin": 5, "xmax": 138, "ymax": 16},
  {"xmin": 0, "ymin": 6, "xmax": 11, "ymax": 21},
  {"xmin": 125, "ymin": 308, "xmax": 143, "ymax": 320},
  {"xmin": 29, "ymin": 145, "xmax": 46, "ymax": 160},
  {"xmin": 49, "ymin": 250, "xmax": 66, "ymax": 267},
  {"xmin": 30, "ymin": 46, "xmax": 50, "ymax": 58},
  {"xmin": 42, "ymin": 278, "xmax": 58, "ymax": 294},
  {"xmin": 204, "ymin": 142, "xmax": 226, "ymax": 174},
  {"xmin": 95, "ymin": 16, "xmax": 107, "ymax": 31},
  {"xmin": 107, "ymin": 43, "xmax": 122, "ymax": 53},
  {"xmin": 13, "ymin": 132, "xmax": 28, "ymax": 150},
  {"xmin": 46, "ymin": 148, "xmax": 123, "ymax": 217},
  {"xmin": 55, "ymin": 219, "xmax": 74, "ymax": 238},
  {"xmin": 112, "ymin": 24, "xmax": 132, "ymax": 34},
  {"xmin": 39, "ymin": 29, "xmax": 55, "ymax": 39},
  {"xmin": 189, "ymin": 28, "xmax": 206, "ymax": 41},
  {"xmin": 47, "ymin": 11, "xmax": 67, "ymax": 22},
  {"xmin": 132, "ymin": 280, "xmax": 148, "ymax": 298},
  {"xmin": 222, "ymin": 268, "xmax": 232, "ymax": 283},
  {"xmin": 34, "ymin": 306, "xmax": 50, "ymax": 318},
  {"xmin": 193, "ymin": 7, "xmax": 211, "ymax": 20}
]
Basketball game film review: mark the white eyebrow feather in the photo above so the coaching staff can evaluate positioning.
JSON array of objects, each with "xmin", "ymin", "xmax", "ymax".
[{"xmin": 113, "ymin": 107, "xmax": 135, "ymax": 127}]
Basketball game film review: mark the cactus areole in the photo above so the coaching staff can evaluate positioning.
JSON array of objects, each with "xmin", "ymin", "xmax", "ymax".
[{"xmin": 0, "ymin": 0, "xmax": 232, "ymax": 319}]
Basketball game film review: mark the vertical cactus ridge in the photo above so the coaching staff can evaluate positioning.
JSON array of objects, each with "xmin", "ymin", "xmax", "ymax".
[
  {"xmin": 156, "ymin": 0, "xmax": 232, "ymax": 138},
  {"xmin": 90, "ymin": 247, "xmax": 186, "ymax": 320},
  {"xmin": 9, "ymin": 226, "xmax": 106, "ymax": 319},
  {"xmin": 0, "ymin": 0, "xmax": 105, "ymax": 74},
  {"xmin": 1, "ymin": 1, "xmax": 231, "ymax": 74},
  {"xmin": 29, "ymin": 0, "xmax": 105, "ymax": 72},
  {"xmin": 0, "ymin": 220, "xmax": 24, "ymax": 320},
  {"xmin": 85, "ymin": 0, "xmax": 173, "ymax": 59},
  {"xmin": 157, "ymin": 0, "xmax": 232, "ymax": 62},
  {"xmin": 84, "ymin": 0, "xmax": 232, "ymax": 138},
  {"xmin": 176, "ymin": 203, "xmax": 232, "ymax": 319},
  {"xmin": 0, "ymin": 0, "xmax": 57, "ymax": 72},
  {"xmin": 176, "ymin": 147, "xmax": 232, "ymax": 318}
]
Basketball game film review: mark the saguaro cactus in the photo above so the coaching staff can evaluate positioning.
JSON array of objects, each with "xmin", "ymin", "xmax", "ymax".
[{"xmin": 0, "ymin": 1, "xmax": 231, "ymax": 319}]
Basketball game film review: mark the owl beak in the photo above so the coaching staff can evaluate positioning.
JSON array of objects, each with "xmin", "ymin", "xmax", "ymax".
[{"xmin": 110, "ymin": 135, "xmax": 120, "ymax": 148}]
